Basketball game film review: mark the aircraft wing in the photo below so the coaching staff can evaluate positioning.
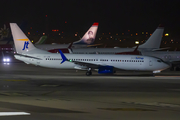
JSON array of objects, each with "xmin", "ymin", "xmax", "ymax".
[
  {"xmin": 152, "ymin": 47, "xmax": 171, "ymax": 51},
  {"xmin": 87, "ymin": 43, "xmax": 103, "ymax": 47},
  {"xmin": 69, "ymin": 60, "xmax": 124, "ymax": 71},
  {"xmin": 71, "ymin": 60, "xmax": 105, "ymax": 69}
]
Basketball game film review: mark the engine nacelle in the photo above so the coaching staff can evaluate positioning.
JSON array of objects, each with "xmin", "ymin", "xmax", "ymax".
[{"xmin": 98, "ymin": 66, "xmax": 114, "ymax": 74}]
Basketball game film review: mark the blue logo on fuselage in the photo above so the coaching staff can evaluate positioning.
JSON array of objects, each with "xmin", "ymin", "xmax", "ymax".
[
  {"xmin": 22, "ymin": 41, "xmax": 29, "ymax": 50},
  {"xmin": 136, "ymin": 57, "xmax": 144, "ymax": 59}
]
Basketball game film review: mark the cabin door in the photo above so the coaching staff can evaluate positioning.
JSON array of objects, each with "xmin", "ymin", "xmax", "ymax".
[
  {"xmin": 36, "ymin": 56, "xmax": 40, "ymax": 65},
  {"xmin": 149, "ymin": 59, "xmax": 153, "ymax": 66}
]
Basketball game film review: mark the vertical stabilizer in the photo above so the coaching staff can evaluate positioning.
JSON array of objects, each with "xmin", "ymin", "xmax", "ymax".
[
  {"xmin": 35, "ymin": 36, "xmax": 47, "ymax": 44},
  {"xmin": 10, "ymin": 23, "xmax": 36, "ymax": 54},
  {"xmin": 73, "ymin": 22, "xmax": 99, "ymax": 45},
  {"xmin": 138, "ymin": 24, "xmax": 164, "ymax": 49}
]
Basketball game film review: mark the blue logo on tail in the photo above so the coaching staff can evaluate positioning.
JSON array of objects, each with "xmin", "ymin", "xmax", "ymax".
[{"xmin": 22, "ymin": 41, "xmax": 29, "ymax": 50}]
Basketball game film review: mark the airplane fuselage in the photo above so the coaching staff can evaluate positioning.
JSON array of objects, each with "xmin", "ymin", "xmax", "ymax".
[{"xmin": 14, "ymin": 54, "xmax": 169, "ymax": 72}]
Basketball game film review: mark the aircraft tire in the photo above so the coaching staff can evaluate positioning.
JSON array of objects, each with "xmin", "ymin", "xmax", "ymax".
[{"xmin": 86, "ymin": 71, "xmax": 92, "ymax": 76}]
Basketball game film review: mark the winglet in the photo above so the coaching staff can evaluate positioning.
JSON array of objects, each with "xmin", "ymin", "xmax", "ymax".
[
  {"xmin": 59, "ymin": 50, "xmax": 68, "ymax": 64},
  {"xmin": 133, "ymin": 45, "xmax": 139, "ymax": 52},
  {"xmin": 68, "ymin": 42, "xmax": 73, "ymax": 49},
  {"xmin": 68, "ymin": 42, "xmax": 73, "ymax": 53}
]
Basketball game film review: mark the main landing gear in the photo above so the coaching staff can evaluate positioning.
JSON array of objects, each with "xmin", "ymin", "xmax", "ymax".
[{"xmin": 86, "ymin": 68, "xmax": 92, "ymax": 76}]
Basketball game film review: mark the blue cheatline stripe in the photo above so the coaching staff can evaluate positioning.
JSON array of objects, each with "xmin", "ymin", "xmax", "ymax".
[{"xmin": 59, "ymin": 50, "xmax": 68, "ymax": 64}]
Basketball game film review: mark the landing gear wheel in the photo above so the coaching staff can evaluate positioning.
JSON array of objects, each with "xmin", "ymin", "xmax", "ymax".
[
  {"xmin": 86, "ymin": 71, "xmax": 92, "ymax": 76},
  {"xmin": 152, "ymin": 73, "xmax": 155, "ymax": 77}
]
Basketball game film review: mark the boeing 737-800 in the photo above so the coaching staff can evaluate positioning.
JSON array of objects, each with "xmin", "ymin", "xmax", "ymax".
[{"xmin": 10, "ymin": 23, "xmax": 169, "ymax": 75}]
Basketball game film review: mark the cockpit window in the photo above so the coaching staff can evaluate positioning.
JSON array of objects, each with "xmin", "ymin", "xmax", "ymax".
[{"xmin": 157, "ymin": 60, "xmax": 161, "ymax": 62}]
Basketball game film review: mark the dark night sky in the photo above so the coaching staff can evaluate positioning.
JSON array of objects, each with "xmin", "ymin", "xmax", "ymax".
[{"xmin": 0, "ymin": 0, "xmax": 180, "ymax": 37}]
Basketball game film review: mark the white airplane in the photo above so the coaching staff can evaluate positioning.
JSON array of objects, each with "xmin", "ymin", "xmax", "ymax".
[
  {"xmin": 10, "ymin": 23, "xmax": 169, "ymax": 76},
  {"xmin": 43, "ymin": 24, "xmax": 165, "ymax": 54},
  {"xmin": 35, "ymin": 22, "xmax": 99, "ymax": 49},
  {"xmin": 141, "ymin": 51, "xmax": 180, "ymax": 71}
]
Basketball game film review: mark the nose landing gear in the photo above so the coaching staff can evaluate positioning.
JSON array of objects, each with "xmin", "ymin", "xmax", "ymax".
[{"xmin": 86, "ymin": 68, "xmax": 92, "ymax": 76}]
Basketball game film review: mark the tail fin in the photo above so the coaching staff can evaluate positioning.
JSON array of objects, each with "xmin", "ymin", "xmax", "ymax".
[
  {"xmin": 35, "ymin": 36, "xmax": 47, "ymax": 44},
  {"xmin": 73, "ymin": 22, "xmax": 99, "ymax": 45},
  {"xmin": 10, "ymin": 23, "xmax": 48, "ymax": 54},
  {"xmin": 138, "ymin": 24, "xmax": 164, "ymax": 49}
]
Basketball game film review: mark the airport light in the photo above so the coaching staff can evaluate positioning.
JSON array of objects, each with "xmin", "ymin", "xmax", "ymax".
[
  {"xmin": 165, "ymin": 33, "xmax": 169, "ymax": 36},
  {"xmin": 3, "ymin": 58, "xmax": 10, "ymax": 62},
  {"xmin": 135, "ymin": 41, "xmax": 139, "ymax": 44}
]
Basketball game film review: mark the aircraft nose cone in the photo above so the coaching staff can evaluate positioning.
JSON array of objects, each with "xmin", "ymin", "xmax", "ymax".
[{"xmin": 163, "ymin": 62, "xmax": 170, "ymax": 69}]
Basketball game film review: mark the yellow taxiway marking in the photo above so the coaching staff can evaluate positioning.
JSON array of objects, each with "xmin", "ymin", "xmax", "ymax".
[
  {"xmin": 0, "ymin": 92, "xmax": 26, "ymax": 96},
  {"xmin": 98, "ymin": 108, "xmax": 156, "ymax": 111},
  {"xmin": 5, "ymin": 80, "xmax": 28, "ymax": 82},
  {"xmin": 40, "ymin": 84, "xmax": 59, "ymax": 87}
]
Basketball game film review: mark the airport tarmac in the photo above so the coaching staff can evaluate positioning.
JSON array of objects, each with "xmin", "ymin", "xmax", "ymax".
[{"xmin": 0, "ymin": 63, "xmax": 180, "ymax": 120}]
